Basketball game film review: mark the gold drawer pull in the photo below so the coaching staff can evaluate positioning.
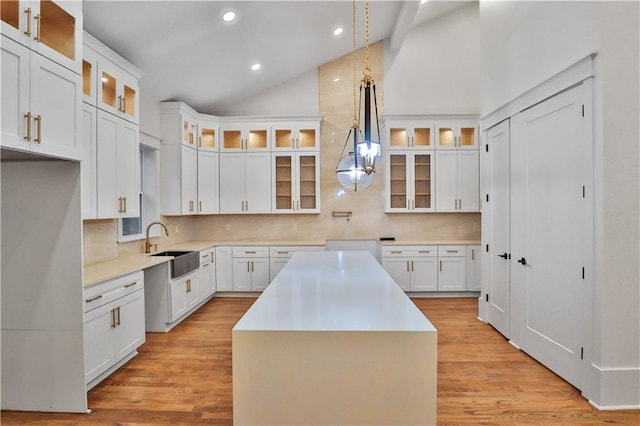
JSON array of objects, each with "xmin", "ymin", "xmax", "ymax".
[
  {"xmin": 245, "ymin": 251, "xmax": 256, "ymax": 254},
  {"xmin": 124, "ymin": 281, "xmax": 138, "ymax": 288},
  {"xmin": 85, "ymin": 294, "xmax": 102, "ymax": 303},
  {"xmin": 34, "ymin": 13, "xmax": 41, "ymax": 42},
  {"xmin": 418, "ymin": 250, "xmax": 431, "ymax": 254},
  {"xmin": 24, "ymin": 112, "xmax": 31, "ymax": 141},
  {"xmin": 276, "ymin": 251, "xmax": 289, "ymax": 255},
  {"xmin": 390, "ymin": 251, "xmax": 402, "ymax": 254},
  {"xmin": 446, "ymin": 250, "xmax": 458, "ymax": 253},
  {"xmin": 24, "ymin": 8, "xmax": 32, "ymax": 37},
  {"xmin": 34, "ymin": 115, "xmax": 42, "ymax": 143}
]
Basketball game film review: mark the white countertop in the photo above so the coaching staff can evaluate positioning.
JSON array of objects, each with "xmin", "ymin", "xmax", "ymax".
[{"xmin": 233, "ymin": 251, "xmax": 436, "ymax": 332}]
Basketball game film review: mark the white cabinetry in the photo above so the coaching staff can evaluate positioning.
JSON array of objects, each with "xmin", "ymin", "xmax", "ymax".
[
  {"xmin": 169, "ymin": 270, "xmax": 200, "ymax": 322},
  {"xmin": 1, "ymin": 34, "xmax": 81, "ymax": 160},
  {"xmin": 219, "ymin": 152, "xmax": 271, "ymax": 213},
  {"xmin": 96, "ymin": 109, "xmax": 140, "ymax": 218},
  {"xmin": 198, "ymin": 150, "xmax": 219, "ymax": 214},
  {"xmin": 271, "ymin": 121, "xmax": 320, "ymax": 151},
  {"xmin": 0, "ymin": 0, "xmax": 82, "ymax": 72},
  {"xmin": 199, "ymin": 248, "xmax": 216, "ymax": 301},
  {"xmin": 215, "ymin": 246, "xmax": 233, "ymax": 291},
  {"xmin": 272, "ymin": 152, "xmax": 320, "ymax": 213},
  {"xmin": 385, "ymin": 120, "xmax": 434, "ymax": 150},
  {"xmin": 232, "ymin": 246, "xmax": 270, "ymax": 291},
  {"xmin": 466, "ymin": 245, "xmax": 481, "ymax": 292},
  {"xmin": 386, "ymin": 151, "xmax": 434, "ymax": 212},
  {"xmin": 83, "ymin": 271, "xmax": 145, "ymax": 389},
  {"xmin": 380, "ymin": 246, "xmax": 438, "ymax": 291},
  {"xmin": 435, "ymin": 150, "xmax": 479, "ymax": 212},
  {"xmin": 269, "ymin": 246, "xmax": 325, "ymax": 281},
  {"xmin": 220, "ymin": 123, "xmax": 270, "ymax": 151},
  {"xmin": 82, "ymin": 33, "xmax": 142, "ymax": 219},
  {"xmin": 436, "ymin": 121, "xmax": 478, "ymax": 150},
  {"xmin": 438, "ymin": 246, "xmax": 467, "ymax": 291}
]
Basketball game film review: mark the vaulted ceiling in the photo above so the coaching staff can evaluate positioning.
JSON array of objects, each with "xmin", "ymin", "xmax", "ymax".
[{"xmin": 83, "ymin": 1, "xmax": 471, "ymax": 114}]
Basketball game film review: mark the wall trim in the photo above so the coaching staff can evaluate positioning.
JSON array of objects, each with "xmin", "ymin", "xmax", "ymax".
[
  {"xmin": 480, "ymin": 53, "xmax": 596, "ymax": 131},
  {"xmin": 589, "ymin": 364, "xmax": 640, "ymax": 408}
]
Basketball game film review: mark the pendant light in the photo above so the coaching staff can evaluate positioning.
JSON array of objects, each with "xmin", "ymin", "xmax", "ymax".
[{"xmin": 336, "ymin": 0, "xmax": 381, "ymax": 192}]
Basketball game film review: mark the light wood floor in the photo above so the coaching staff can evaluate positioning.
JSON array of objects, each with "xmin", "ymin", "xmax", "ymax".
[{"xmin": 2, "ymin": 297, "xmax": 638, "ymax": 425}]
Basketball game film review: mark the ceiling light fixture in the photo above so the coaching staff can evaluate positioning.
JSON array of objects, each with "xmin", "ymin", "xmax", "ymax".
[
  {"xmin": 333, "ymin": 27, "xmax": 344, "ymax": 36},
  {"xmin": 420, "ymin": 0, "xmax": 429, "ymax": 4},
  {"xmin": 222, "ymin": 10, "xmax": 237, "ymax": 22},
  {"xmin": 251, "ymin": 63, "xmax": 261, "ymax": 71},
  {"xmin": 336, "ymin": 0, "xmax": 381, "ymax": 192}
]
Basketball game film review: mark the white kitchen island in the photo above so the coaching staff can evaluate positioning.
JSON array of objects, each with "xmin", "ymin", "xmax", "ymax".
[{"xmin": 232, "ymin": 251, "xmax": 437, "ymax": 425}]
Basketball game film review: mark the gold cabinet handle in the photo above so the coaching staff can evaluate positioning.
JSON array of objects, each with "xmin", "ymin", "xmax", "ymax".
[
  {"xmin": 34, "ymin": 13, "xmax": 41, "ymax": 42},
  {"xmin": 418, "ymin": 250, "xmax": 431, "ymax": 254},
  {"xmin": 123, "ymin": 196, "xmax": 127, "ymax": 213},
  {"xmin": 446, "ymin": 250, "xmax": 458, "ymax": 253},
  {"xmin": 247, "ymin": 261, "xmax": 250, "ymax": 272},
  {"xmin": 116, "ymin": 306, "xmax": 121, "ymax": 326},
  {"xmin": 199, "ymin": 201, "xmax": 202, "ymax": 212},
  {"xmin": 85, "ymin": 294, "xmax": 102, "ymax": 303},
  {"xmin": 406, "ymin": 261, "xmax": 410, "ymax": 272},
  {"xmin": 276, "ymin": 251, "xmax": 289, "ymax": 255},
  {"xmin": 186, "ymin": 279, "xmax": 191, "ymax": 293},
  {"xmin": 198, "ymin": 136, "xmax": 202, "ymax": 147},
  {"xmin": 245, "ymin": 251, "xmax": 256, "ymax": 254},
  {"xmin": 24, "ymin": 112, "xmax": 31, "ymax": 141},
  {"xmin": 117, "ymin": 197, "xmax": 122, "ymax": 213},
  {"xmin": 34, "ymin": 115, "xmax": 42, "ymax": 143},
  {"xmin": 390, "ymin": 251, "xmax": 402, "ymax": 254},
  {"xmin": 471, "ymin": 249, "xmax": 475, "ymax": 261},
  {"xmin": 111, "ymin": 308, "xmax": 116, "ymax": 328},
  {"xmin": 440, "ymin": 260, "xmax": 443, "ymax": 272},
  {"xmin": 411, "ymin": 260, "xmax": 414, "ymax": 272},
  {"xmin": 124, "ymin": 281, "xmax": 138, "ymax": 288},
  {"xmin": 24, "ymin": 7, "xmax": 32, "ymax": 37},
  {"xmin": 121, "ymin": 96, "xmax": 126, "ymax": 112},
  {"xmin": 251, "ymin": 261, "xmax": 254, "ymax": 272},
  {"xmin": 246, "ymin": 200, "xmax": 249, "ymax": 211}
]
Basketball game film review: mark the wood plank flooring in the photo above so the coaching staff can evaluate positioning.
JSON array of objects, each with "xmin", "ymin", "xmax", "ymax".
[{"xmin": 2, "ymin": 297, "xmax": 639, "ymax": 425}]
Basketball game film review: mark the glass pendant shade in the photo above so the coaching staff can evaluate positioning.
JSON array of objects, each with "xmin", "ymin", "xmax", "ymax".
[
  {"xmin": 336, "ymin": 154, "xmax": 375, "ymax": 192},
  {"xmin": 357, "ymin": 140, "xmax": 381, "ymax": 175}
]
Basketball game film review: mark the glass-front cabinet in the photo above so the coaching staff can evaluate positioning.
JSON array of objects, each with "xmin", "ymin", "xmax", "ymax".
[
  {"xmin": 386, "ymin": 151, "xmax": 434, "ymax": 213},
  {"xmin": 221, "ymin": 124, "xmax": 270, "ymax": 151},
  {"xmin": 272, "ymin": 122, "xmax": 320, "ymax": 151},
  {"xmin": 272, "ymin": 152, "xmax": 320, "ymax": 213},
  {"xmin": 97, "ymin": 59, "xmax": 139, "ymax": 124},
  {"xmin": 0, "ymin": 0, "xmax": 82, "ymax": 72},
  {"xmin": 197, "ymin": 116, "xmax": 218, "ymax": 151},
  {"xmin": 385, "ymin": 121, "xmax": 435, "ymax": 150},
  {"xmin": 436, "ymin": 121, "xmax": 478, "ymax": 150}
]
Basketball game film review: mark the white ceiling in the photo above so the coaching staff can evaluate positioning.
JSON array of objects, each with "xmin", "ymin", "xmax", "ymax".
[{"xmin": 83, "ymin": 1, "xmax": 471, "ymax": 115}]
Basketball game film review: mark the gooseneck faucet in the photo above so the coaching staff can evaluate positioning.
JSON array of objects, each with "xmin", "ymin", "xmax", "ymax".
[{"xmin": 145, "ymin": 221, "xmax": 169, "ymax": 253}]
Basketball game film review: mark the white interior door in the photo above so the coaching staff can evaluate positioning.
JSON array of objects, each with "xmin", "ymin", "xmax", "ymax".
[
  {"xmin": 486, "ymin": 120, "xmax": 511, "ymax": 338},
  {"xmin": 510, "ymin": 83, "xmax": 589, "ymax": 389}
]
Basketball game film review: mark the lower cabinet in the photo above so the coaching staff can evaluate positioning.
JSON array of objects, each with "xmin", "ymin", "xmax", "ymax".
[
  {"xmin": 380, "ymin": 246, "xmax": 438, "ymax": 291},
  {"xmin": 84, "ymin": 271, "xmax": 145, "ymax": 388},
  {"xmin": 215, "ymin": 246, "xmax": 233, "ymax": 291},
  {"xmin": 437, "ymin": 246, "xmax": 467, "ymax": 291},
  {"xmin": 232, "ymin": 246, "xmax": 270, "ymax": 291},
  {"xmin": 466, "ymin": 245, "xmax": 481, "ymax": 291},
  {"xmin": 269, "ymin": 245, "xmax": 325, "ymax": 281},
  {"xmin": 199, "ymin": 248, "xmax": 216, "ymax": 301},
  {"xmin": 169, "ymin": 270, "xmax": 200, "ymax": 322}
]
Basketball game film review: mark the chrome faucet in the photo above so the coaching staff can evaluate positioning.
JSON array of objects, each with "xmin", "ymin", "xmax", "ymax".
[{"xmin": 145, "ymin": 221, "xmax": 169, "ymax": 253}]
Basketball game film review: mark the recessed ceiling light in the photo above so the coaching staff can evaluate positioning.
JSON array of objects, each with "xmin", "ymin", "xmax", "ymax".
[
  {"xmin": 222, "ymin": 10, "xmax": 237, "ymax": 22},
  {"xmin": 420, "ymin": 0, "xmax": 429, "ymax": 4},
  {"xmin": 251, "ymin": 63, "xmax": 262, "ymax": 71},
  {"xmin": 333, "ymin": 27, "xmax": 344, "ymax": 36}
]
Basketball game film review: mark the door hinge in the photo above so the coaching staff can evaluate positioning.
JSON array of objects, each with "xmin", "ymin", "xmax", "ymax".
[
  {"xmin": 582, "ymin": 267, "xmax": 585, "ymax": 279},
  {"xmin": 486, "ymin": 194, "xmax": 490, "ymax": 202},
  {"xmin": 485, "ymin": 144, "xmax": 489, "ymax": 152},
  {"xmin": 486, "ymin": 244, "xmax": 489, "ymax": 252},
  {"xmin": 581, "ymin": 347, "xmax": 584, "ymax": 359},
  {"xmin": 582, "ymin": 186, "xmax": 586, "ymax": 198},
  {"xmin": 486, "ymin": 293, "xmax": 489, "ymax": 302},
  {"xmin": 508, "ymin": 253, "xmax": 511, "ymax": 259},
  {"xmin": 581, "ymin": 104, "xmax": 585, "ymax": 117}
]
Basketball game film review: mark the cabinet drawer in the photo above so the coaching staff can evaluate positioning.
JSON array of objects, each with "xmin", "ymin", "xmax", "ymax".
[
  {"xmin": 233, "ymin": 246, "xmax": 269, "ymax": 258},
  {"xmin": 200, "ymin": 249, "xmax": 213, "ymax": 263},
  {"xmin": 84, "ymin": 271, "xmax": 144, "ymax": 312},
  {"xmin": 438, "ymin": 246, "xmax": 466, "ymax": 257},
  {"xmin": 380, "ymin": 246, "xmax": 437, "ymax": 258},
  {"xmin": 269, "ymin": 245, "xmax": 324, "ymax": 258}
]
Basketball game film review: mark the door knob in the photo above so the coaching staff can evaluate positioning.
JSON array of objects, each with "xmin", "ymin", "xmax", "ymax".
[
  {"xmin": 498, "ymin": 253, "xmax": 508, "ymax": 259},
  {"xmin": 517, "ymin": 257, "xmax": 527, "ymax": 265}
]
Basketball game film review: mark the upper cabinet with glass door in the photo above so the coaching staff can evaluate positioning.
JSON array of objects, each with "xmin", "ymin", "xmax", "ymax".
[
  {"xmin": 1, "ymin": 0, "xmax": 82, "ymax": 72},
  {"xmin": 196, "ymin": 114, "xmax": 219, "ymax": 152},
  {"xmin": 84, "ymin": 32, "xmax": 142, "ymax": 124},
  {"xmin": 271, "ymin": 120, "xmax": 321, "ymax": 152},
  {"xmin": 436, "ymin": 120, "xmax": 478, "ymax": 150},
  {"xmin": 384, "ymin": 119, "xmax": 435, "ymax": 151},
  {"xmin": 220, "ymin": 122, "xmax": 270, "ymax": 152}
]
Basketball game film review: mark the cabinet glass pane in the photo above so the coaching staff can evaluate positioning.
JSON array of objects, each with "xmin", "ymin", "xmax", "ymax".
[
  {"xmin": 390, "ymin": 128, "xmax": 408, "ymax": 147},
  {"xmin": 275, "ymin": 129, "xmax": 293, "ymax": 149},
  {"xmin": 460, "ymin": 127, "xmax": 475, "ymax": 146},
  {"xmin": 200, "ymin": 128, "xmax": 216, "ymax": 149},
  {"xmin": 414, "ymin": 128, "xmax": 431, "ymax": 147},
  {"xmin": 101, "ymin": 72, "xmax": 116, "ymax": 108},
  {"xmin": 275, "ymin": 156, "xmax": 292, "ymax": 210},
  {"xmin": 299, "ymin": 155, "xmax": 316, "ymax": 209},
  {"xmin": 299, "ymin": 129, "xmax": 316, "ymax": 148},
  {"xmin": 1, "ymin": 1, "xmax": 19, "ymax": 29},
  {"xmin": 438, "ymin": 127, "xmax": 454, "ymax": 147},
  {"xmin": 223, "ymin": 130, "xmax": 242, "ymax": 149},
  {"xmin": 389, "ymin": 154, "xmax": 407, "ymax": 209},
  {"xmin": 39, "ymin": 0, "xmax": 75, "ymax": 60},
  {"xmin": 414, "ymin": 154, "xmax": 431, "ymax": 209},
  {"xmin": 248, "ymin": 129, "xmax": 267, "ymax": 149},
  {"xmin": 123, "ymin": 84, "xmax": 135, "ymax": 117},
  {"xmin": 82, "ymin": 60, "xmax": 91, "ymax": 96}
]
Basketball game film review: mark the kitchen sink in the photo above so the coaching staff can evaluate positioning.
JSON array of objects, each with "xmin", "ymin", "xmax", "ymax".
[{"xmin": 151, "ymin": 250, "xmax": 199, "ymax": 278}]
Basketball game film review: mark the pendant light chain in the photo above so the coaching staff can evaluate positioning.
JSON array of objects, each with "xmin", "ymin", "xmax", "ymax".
[
  {"xmin": 363, "ymin": 0, "xmax": 372, "ymax": 82},
  {"xmin": 352, "ymin": 0, "xmax": 357, "ymax": 126}
]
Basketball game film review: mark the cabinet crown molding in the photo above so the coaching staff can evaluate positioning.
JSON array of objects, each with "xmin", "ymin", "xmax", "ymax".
[{"xmin": 83, "ymin": 31, "xmax": 144, "ymax": 79}]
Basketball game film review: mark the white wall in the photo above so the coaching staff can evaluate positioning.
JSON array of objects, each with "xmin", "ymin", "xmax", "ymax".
[
  {"xmin": 384, "ymin": 2, "xmax": 480, "ymax": 114},
  {"xmin": 480, "ymin": 0, "xmax": 639, "ymax": 408},
  {"xmin": 214, "ymin": 69, "xmax": 319, "ymax": 116}
]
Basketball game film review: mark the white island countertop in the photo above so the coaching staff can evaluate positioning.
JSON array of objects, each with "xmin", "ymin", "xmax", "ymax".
[{"xmin": 234, "ymin": 250, "xmax": 435, "ymax": 332}]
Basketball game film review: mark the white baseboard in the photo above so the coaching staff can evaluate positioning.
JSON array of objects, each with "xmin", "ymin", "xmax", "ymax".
[{"xmin": 588, "ymin": 364, "xmax": 640, "ymax": 409}]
